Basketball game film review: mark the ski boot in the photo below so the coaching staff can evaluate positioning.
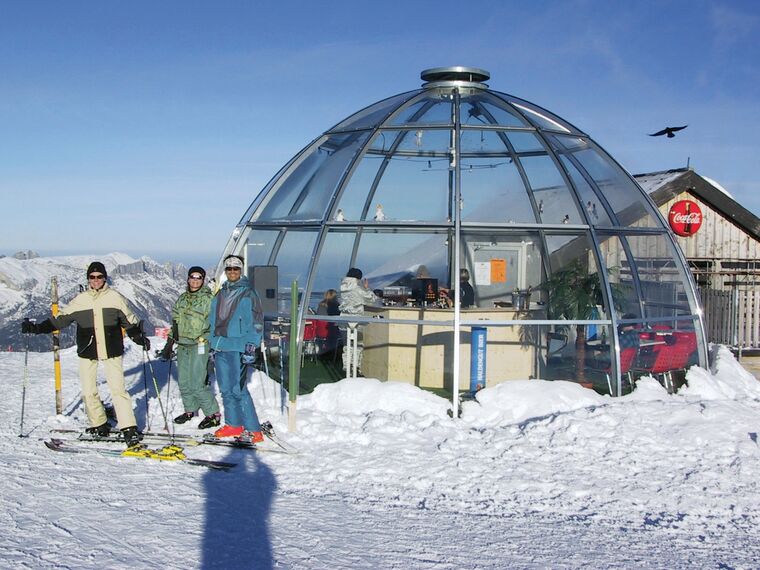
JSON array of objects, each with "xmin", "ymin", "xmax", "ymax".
[
  {"xmin": 198, "ymin": 413, "xmax": 221, "ymax": 430},
  {"xmin": 85, "ymin": 422, "xmax": 111, "ymax": 438},
  {"xmin": 237, "ymin": 430, "xmax": 264, "ymax": 444},
  {"xmin": 214, "ymin": 425, "xmax": 244, "ymax": 438},
  {"xmin": 173, "ymin": 412, "xmax": 194, "ymax": 424},
  {"xmin": 260, "ymin": 421, "xmax": 274, "ymax": 438},
  {"xmin": 121, "ymin": 426, "xmax": 143, "ymax": 448}
]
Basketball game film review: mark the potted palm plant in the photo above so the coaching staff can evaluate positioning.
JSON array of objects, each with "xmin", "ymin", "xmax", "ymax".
[{"xmin": 541, "ymin": 258, "xmax": 622, "ymax": 385}]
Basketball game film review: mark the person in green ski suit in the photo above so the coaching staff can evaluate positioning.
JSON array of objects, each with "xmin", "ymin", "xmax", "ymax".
[{"xmin": 157, "ymin": 266, "xmax": 221, "ymax": 429}]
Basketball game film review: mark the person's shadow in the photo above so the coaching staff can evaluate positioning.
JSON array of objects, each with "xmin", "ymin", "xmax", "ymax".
[{"xmin": 202, "ymin": 450, "xmax": 277, "ymax": 569}]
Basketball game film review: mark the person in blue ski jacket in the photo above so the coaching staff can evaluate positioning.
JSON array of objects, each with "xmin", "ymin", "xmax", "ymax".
[{"xmin": 208, "ymin": 254, "xmax": 265, "ymax": 443}]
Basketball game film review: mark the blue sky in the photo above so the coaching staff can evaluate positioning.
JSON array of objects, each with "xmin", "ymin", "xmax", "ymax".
[{"xmin": 1, "ymin": 0, "xmax": 758, "ymax": 268}]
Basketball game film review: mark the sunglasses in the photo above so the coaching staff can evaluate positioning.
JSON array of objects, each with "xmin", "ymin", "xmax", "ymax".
[
  {"xmin": 88, "ymin": 274, "xmax": 106, "ymax": 280},
  {"xmin": 225, "ymin": 267, "xmax": 241, "ymax": 271},
  {"xmin": 188, "ymin": 275, "xmax": 204, "ymax": 280}
]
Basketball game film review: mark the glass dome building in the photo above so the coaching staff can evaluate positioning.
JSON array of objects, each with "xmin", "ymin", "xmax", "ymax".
[{"xmin": 218, "ymin": 66, "xmax": 707, "ymax": 413}]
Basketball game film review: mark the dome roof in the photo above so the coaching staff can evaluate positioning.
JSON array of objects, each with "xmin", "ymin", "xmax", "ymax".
[{"xmin": 237, "ymin": 66, "xmax": 661, "ymax": 230}]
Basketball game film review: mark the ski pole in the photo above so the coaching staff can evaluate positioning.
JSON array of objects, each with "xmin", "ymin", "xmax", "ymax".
[
  {"xmin": 166, "ymin": 356, "xmax": 173, "ymax": 419},
  {"xmin": 144, "ymin": 351, "xmax": 170, "ymax": 434},
  {"xmin": 19, "ymin": 327, "xmax": 30, "ymax": 438},
  {"xmin": 142, "ymin": 356, "xmax": 150, "ymax": 431}
]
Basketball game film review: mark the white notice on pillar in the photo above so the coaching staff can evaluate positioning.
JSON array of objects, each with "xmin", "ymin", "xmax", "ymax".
[{"xmin": 474, "ymin": 262, "xmax": 491, "ymax": 286}]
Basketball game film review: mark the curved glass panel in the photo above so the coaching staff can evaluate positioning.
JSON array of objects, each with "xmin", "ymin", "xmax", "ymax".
[
  {"xmin": 338, "ymin": 129, "xmax": 451, "ymax": 222},
  {"xmin": 548, "ymin": 135, "xmax": 660, "ymax": 228},
  {"xmin": 460, "ymin": 128, "xmax": 511, "ymax": 157},
  {"xmin": 519, "ymin": 156, "xmax": 583, "ymax": 225},
  {"xmin": 620, "ymin": 233, "xmax": 693, "ymax": 319},
  {"xmin": 271, "ymin": 229, "xmax": 319, "ymax": 294},
  {"xmin": 596, "ymin": 233, "xmax": 642, "ymax": 319},
  {"xmin": 460, "ymin": 157, "xmax": 535, "ymax": 223},
  {"xmin": 308, "ymin": 230, "xmax": 358, "ymax": 297},
  {"xmin": 239, "ymin": 155, "xmax": 297, "ymax": 224},
  {"xmin": 496, "ymin": 93, "xmax": 581, "ymax": 134},
  {"xmin": 359, "ymin": 230, "xmax": 450, "ymax": 287},
  {"xmin": 558, "ymin": 155, "xmax": 613, "ymax": 226},
  {"xmin": 459, "ymin": 92, "xmax": 529, "ymax": 127},
  {"xmin": 507, "ymin": 131, "xmax": 546, "ymax": 153},
  {"xmin": 244, "ymin": 230, "xmax": 280, "ymax": 266},
  {"xmin": 388, "ymin": 90, "xmax": 453, "ymax": 125},
  {"xmin": 255, "ymin": 132, "xmax": 370, "ymax": 222},
  {"xmin": 331, "ymin": 90, "xmax": 419, "ymax": 131},
  {"xmin": 543, "ymin": 232, "xmax": 610, "ymax": 315}
]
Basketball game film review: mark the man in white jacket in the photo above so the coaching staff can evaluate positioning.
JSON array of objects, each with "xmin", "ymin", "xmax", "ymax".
[{"xmin": 338, "ymin": 268, "xmax": 378, "ymax": 376}]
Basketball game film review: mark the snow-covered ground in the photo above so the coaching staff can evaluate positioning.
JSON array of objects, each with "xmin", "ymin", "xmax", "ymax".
[{"xmin": 1, "ymin": 341, "xmax": 760, "ymax": 569}]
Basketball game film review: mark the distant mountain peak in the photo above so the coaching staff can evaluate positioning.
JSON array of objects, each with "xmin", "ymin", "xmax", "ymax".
[{"xmin": 12, "ymin": 250, "xmax": 39, "ymax": 260}]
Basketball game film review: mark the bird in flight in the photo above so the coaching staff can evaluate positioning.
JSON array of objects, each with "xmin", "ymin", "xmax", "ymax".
[{"xmin": 649, "ymin": 125, "xmax": 688, "ymax": 138}]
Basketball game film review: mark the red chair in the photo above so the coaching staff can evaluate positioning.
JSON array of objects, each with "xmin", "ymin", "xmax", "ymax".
[
  {"xmin": 602, "ymin": 346, "xmax": 637, "ymax": 394},
  {"xmin": 302, "ymin": 320, "xmax": 317, "ymax": 362},
  {"xmin": 314, "ymin": 319, "xmax": 330, "ymax": 342},
  {"xmin": 648, "ymin": 332, "xmax": 697, "ymax": 392},
  {"xmin": 314, "ymin": 318, "xmax": 340, "ymax": 361},
  {"xmin": 619, "ymin": 347, "xmax": 637, "ymax": 375}
]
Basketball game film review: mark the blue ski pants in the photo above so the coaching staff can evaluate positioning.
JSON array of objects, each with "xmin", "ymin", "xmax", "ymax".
[{"xmin": 213, "ymin": 350, "xmax": 261, "ymax": 432}]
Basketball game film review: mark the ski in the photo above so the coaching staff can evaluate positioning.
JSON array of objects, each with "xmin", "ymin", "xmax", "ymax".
[
  {"xmin": 51, "ymin": 428, "xmax": 196, "ymax": 442},
  {"xmin": 49, "ymin": 428, "xmax": 295, "ymax": 454},
  {"xmin": 260, "ymin": 421, "xmax": 299, "ymax": 454},
  {"xmin": 43, "ymin": 438, "xmax": 236, "ymax": 470}
]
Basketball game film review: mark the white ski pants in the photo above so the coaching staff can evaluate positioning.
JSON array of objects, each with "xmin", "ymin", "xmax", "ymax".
[{"xmin": 78, "ymin": 356, "xmax": 136, "ymax": 430}]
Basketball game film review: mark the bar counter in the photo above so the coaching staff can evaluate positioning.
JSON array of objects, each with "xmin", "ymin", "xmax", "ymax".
[{"xmin": 361, "ymin": 305, "xmax": 541, "ymax": 390}]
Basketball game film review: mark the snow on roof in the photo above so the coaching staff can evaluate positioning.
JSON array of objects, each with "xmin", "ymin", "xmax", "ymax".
[
  {"xmin": 634, "ymin": 168, "xmax": 733, "ymax": 200},
  {"xmin": 633, "ymin": 169, "xmax": 688, "ymax": 196},
  {"xmin": 700, "ymin": 174, "xmax": 733, "ymax": 198}
]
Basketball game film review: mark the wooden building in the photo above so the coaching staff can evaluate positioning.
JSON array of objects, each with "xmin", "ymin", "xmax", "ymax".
[{"xmin": 635, "ymin": 168, "xmax": 760, "ymax": 348}]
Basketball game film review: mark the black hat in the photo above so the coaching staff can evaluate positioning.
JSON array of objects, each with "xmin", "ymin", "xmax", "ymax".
[
  {"xmin": 86, "ymin": 261, "xmax": 107, "ymax": 279},
  {"xmin": 187, "ymin": 266, "xmax": 206, "ymax": 280},
  {"xmin": 346, "ymin": 267, "xmax": 362, "ymax": 279}
]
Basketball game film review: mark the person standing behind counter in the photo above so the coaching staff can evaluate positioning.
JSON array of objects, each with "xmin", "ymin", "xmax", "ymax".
[
  {"xmin": 339, "ymin": 267, "xmax": 379, "ymax": 375},
  {"xmin": 441, "ymin": 268, "xmax": 475, "ymax": 308}
]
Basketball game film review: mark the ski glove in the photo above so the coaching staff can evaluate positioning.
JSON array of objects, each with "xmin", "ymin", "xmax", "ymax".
[
  {"xmin": 156, "ymin": 339, "xmax": 174, "ymax": 361},
  {"xmin": 126, "ymin": 323, "xmax": 151, "ymax": 351},
  {"xmin": 241, "ymin": 342, "xmax": 257, "ymax": 365},
  {"xmin": 21, "ymin": 318, "xmax": 55, "ymax": 334}
]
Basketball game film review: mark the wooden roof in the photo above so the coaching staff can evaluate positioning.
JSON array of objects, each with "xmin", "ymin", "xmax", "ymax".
[{"xmin": 634, "ymin": 168, "xmax": 760, "ymax": 242}]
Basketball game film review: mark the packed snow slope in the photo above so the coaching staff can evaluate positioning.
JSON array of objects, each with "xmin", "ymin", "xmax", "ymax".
[{"xmin": 1, "ymin": 341, "xmax": 759, "ymax": 569}]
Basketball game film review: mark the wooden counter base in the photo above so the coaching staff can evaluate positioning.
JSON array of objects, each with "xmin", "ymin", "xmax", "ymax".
[{"xmin": 361, "ymin": 306, "xmax": 538, "ymax": 390}]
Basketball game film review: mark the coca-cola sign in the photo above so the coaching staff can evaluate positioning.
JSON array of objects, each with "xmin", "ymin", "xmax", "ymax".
[{"xmin": 668, "ymin": 200, "xmax": 703, "ymax": 236}]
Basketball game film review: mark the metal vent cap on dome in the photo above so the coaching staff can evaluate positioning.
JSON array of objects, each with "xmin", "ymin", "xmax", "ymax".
[{"xmin": 421, "ymin": 66, "xmax": 490, "ymax": 88}]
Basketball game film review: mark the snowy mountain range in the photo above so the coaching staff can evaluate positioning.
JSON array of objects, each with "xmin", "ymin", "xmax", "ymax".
[{"xmin": 0, "ymin": 251, "xmax": 187, "ymax": 351}]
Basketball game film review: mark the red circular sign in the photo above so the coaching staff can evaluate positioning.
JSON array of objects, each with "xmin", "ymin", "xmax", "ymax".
[{"xmin": 668, "ymin": 200, "xmax": 703, "ymax": 236}]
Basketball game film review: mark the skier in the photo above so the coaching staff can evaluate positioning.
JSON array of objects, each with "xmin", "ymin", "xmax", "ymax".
[
  {"xmin": 21, "ymin": 261, "xmax": 149, "ymax": 447},
  {"xmin": 156, "ymin": 266, "xmax": 221, "ymax": 429},
  {"xmin": 339, "ymin": 267, "xmax": 379, "ymax": 376},
  {"xmin": 208, "ymin": 254, "xmax": 265, "ymax": 443}
]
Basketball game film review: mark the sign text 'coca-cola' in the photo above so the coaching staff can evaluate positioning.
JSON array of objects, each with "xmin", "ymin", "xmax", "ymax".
[{"xmin": 668, "ymin": 200, "xmax": 703, "ymax": 236}]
